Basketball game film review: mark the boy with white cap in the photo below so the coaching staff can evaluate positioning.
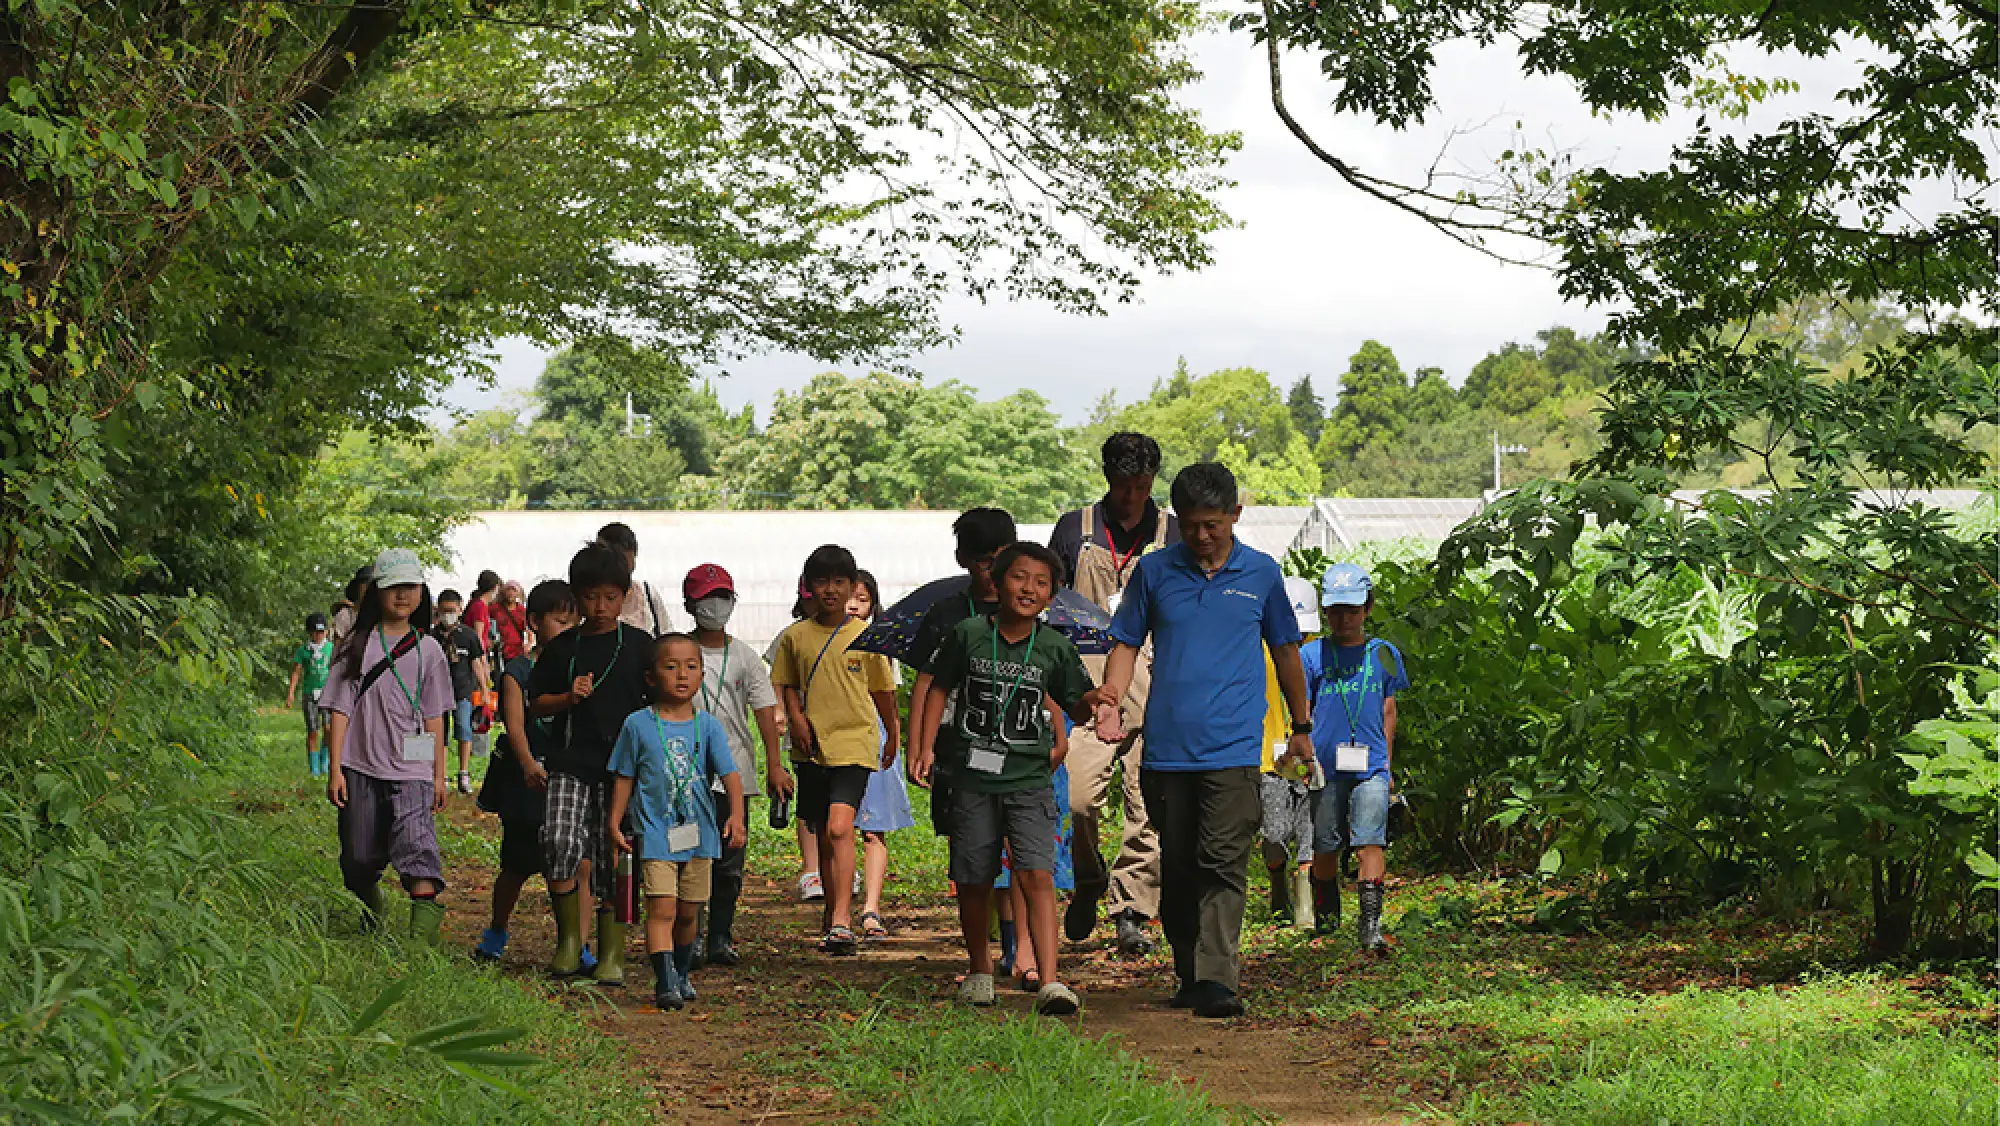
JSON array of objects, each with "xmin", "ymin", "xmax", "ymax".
[
  {"xmin": 1281, "ymin": 563, "xmax": 1408, "ymax": 951},
  {"xmin": 1257, "ymin": 576, "xmax": 1325, "ymax": 928}
]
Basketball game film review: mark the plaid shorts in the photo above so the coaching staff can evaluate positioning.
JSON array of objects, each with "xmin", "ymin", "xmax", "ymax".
[{"xmin": 542, "ymin": 772, "xmax": 614, "ymax": 900}]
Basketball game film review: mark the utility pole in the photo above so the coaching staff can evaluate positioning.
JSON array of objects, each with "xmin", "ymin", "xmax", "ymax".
[
  {"xmin": 625, "ymin": 393, "xmax": 652, "ymax": 438},
  {"xmin": 1492, "ymin": 431, "xmax": 1528, "ymax": 493}
]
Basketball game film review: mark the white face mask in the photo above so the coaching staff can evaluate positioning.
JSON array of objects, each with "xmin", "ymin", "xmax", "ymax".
[
  {"xmin": 439, "ymin": 611, "xmax": 460, "ymax": 627},
  {"xmin": 690, "ymin": 595, "xmax": 735, "ymax": 632}
]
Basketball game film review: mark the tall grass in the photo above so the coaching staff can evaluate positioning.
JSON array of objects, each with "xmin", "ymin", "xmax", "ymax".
[{"xmin": 0, "ymin": 646, "xmax": 652, "ymax": 1122}]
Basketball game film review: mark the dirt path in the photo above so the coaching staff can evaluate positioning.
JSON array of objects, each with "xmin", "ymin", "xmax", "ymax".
[{"xmin": 438, "ymin": 803, "xmax": 1409, "ymax": 1124}]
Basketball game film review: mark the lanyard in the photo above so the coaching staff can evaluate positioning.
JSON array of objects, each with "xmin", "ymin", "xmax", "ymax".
[
  {"xmin": 650, "ymin": 709, "xmax": 700, "ymax": 822},
  {"xmin": 700, "ymin": 642, "xmax": 729, "ymax": 716},
  {"xmin": 1103, "ymin": 504, "xmax": 1150, "ymax": 582},
  {"xmin": 1321, "ymin": 642, "xmax": 1374, "ymax": 741},
  {"xmin": 986, "ymin": 619, "xmax": 1038, "ymax": 743},
  {"xmin": 563, "ymin": 627, "xmax": 624, "ymax": 749},
  {"xmin": 377, "ymin": 626, "xmax": 423, "ymax": 714}
]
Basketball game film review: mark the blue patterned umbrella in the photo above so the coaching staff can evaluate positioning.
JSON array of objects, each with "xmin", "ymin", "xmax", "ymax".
[{"xmin": 851, "ymin": 575, "xmax": 1116, "ymax": 658}]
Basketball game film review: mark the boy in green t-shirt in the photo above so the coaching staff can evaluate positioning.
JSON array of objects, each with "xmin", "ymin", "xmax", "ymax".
[
  {"xmin": 921, "ymin": 542, "xmax": 1099, "ymax": 1016},
  {"xmin": 286, "ymin": 612, "xmax": 335, "ymax": 776}
]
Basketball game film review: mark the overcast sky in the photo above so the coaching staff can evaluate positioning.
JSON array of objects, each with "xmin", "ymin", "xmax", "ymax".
[{"xmin": 442, "ymin": 27, "xmax": 1868, "ymax": 426}]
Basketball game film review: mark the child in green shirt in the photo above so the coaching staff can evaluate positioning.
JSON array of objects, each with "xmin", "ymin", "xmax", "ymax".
[
  {"xmin": 286, "ymin": 612, "xmax": 335, "ymax": 776},
  {"xmin": 921, "ymin": 542, "xmax": 1100, "ymax": 1016}
]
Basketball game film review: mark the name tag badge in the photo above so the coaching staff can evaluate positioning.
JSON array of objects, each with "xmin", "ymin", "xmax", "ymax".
[
  {"xmin": 666, "ymin": 822, "xmax": 701, "ymax": 853},
  {"xmin": 1335, "ymin": 742, "xmax": 1370, "ymax": 774},
  {"xmin": 401, "ymin": 733, "xmax": 436, "ymax": 763},
  {"xmin": 967, "ymin": 743, "xmax": 1008, "ymax": 775},
  {"xmin": 1105, "ymin": 588, "xmax": 1123, "ymax": 618}
]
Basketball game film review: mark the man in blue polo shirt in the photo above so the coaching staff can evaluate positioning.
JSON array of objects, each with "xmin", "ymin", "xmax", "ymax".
[{"xmin": 1096, "ymin": 461, "xmax": 1316, "ymax": 1019}]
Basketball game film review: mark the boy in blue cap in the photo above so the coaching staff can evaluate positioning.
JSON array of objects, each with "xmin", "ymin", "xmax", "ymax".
[{"xmin": 1282, "ymin": 563, "xmax": 1408, "ymax": 952}]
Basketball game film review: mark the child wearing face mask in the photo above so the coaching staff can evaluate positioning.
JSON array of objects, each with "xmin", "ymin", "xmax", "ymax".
[
  {"xmin": 684, "ymin": 564, "xmax": 790, "ymax": 967},
  {"xmin": 434, "ymin": 589, "xmax": 490, "ymax": 795}
]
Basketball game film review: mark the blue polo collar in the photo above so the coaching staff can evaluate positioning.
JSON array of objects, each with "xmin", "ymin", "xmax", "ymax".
[{"xmin": 1167, "ymin": 539, "xmax": 1244, "ymax": 577}]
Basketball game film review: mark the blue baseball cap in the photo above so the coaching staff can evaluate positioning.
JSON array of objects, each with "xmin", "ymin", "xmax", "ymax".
[{"xmin": 1319, "ymin": 563, "xmax": 1372, "ymax": 607}]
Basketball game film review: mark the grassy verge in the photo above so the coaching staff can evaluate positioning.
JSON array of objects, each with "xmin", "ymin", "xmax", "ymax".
[
  {"xmin": 779, "ymin": 995, "xmax": 1255, "ymax": 1125},
  {"xmin": 1235, "ymin": 873, "xmax": 1998, "ymax": 1124},
  {"xmin": 0, "ymin": 652, "xmax": 653, "ymax": 1123}
]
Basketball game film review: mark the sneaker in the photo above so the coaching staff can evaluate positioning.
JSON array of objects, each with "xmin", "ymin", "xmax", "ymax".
[
  {"xmin": 705, "ymin": 939, "xmax": 740, "ymax": 968},
  {"xmin": 800, "ymin": 872, "xmax": 824, "ymax": 901},
  {"xmin": 1114, "ymin": 912, "xmax": 1156, "ymax": 959},
  {"xmin": 1192, "ymin": 982, "xmax": 1245, "ymax": 1020},
  {"xmin": 1034, "ymin": 982, "xmax": 1081, "ymax": 1016},
  {"xmin": 472, "ymin": 927, "xmax": 508, "ymax": 963},
  {"xmin": 455, "ymin": 771, "xmax": 473, "ymax": 795},
  {"xmin": 958, "ymin": 973, "xmax": 997, "ymax": 1006}
]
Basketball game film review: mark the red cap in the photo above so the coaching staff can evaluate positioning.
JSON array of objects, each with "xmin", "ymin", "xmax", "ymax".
[{"xmin": 684, "ymin": 563, "xmax": 735, "ymax": 601}]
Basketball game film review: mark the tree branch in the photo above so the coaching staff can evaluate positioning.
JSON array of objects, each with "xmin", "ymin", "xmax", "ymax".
[
  {"xmin": 1257, "ymin": 1, "xmax": 1545, "ymax": 268},
  {"xmin": 288, "ymin": 0, "xmax": 407, "ymax": 122}
]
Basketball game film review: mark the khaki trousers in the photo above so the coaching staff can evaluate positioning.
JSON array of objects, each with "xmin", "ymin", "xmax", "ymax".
[{"xmin": 1067, "ymin": 722, "xmax": 1160, "ymax": 920}]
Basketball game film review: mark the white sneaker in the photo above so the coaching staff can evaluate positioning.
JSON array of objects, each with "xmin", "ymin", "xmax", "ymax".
[
  {"xmin": 455, "ymin": 771, "xmax": 473, "ymax": 795},
  {"xmin": 800, "ymin": 872, "xmax": 824, "ymax": 901},
  {"xmin": 958, "ymin": 973, "xmax": 997, "ymax": 1006},
  {"xmin": 1035, "ymin": 981, "xmax": 1081, "ymax": 1016}
]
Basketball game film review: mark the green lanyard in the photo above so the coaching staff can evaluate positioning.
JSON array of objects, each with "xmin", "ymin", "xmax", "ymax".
[
  {"xmin": 1322, "ymin": 641, "xmax": 1374, "ymax": 741},
  {"xmin": 377, "ymin": 626, "xmax": 423, "ymax": 715},
  {"xmin": 650, "ymin": 709, "xmax": 700, "ymax": 822},
  {"xmin": 700, "ymin": 642, "xmax": 729, "ymax": 716},
  {"xmin": 986, "ymin": 619, "xmax": 1038, "ymax": 743},
  {"xmin": 564, "ymin": 627, "xmax": 624, "ymax": 749}
]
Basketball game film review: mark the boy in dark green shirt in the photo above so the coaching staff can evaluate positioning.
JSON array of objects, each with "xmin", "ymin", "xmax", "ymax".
[{"xmin": 922, "ymin": 542, "xmax": 1099, "ymax": 1016}]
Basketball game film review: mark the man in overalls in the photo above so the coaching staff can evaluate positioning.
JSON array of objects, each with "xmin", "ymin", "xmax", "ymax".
[{"xmin": 1047, "ymin": 431, "xmax": 1175, "ymax": 957}]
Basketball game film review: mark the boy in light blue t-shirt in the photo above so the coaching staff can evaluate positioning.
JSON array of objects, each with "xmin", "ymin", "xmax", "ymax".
[
  {"xmin": 1283, "ymin": 563, "xmax": 1409, "ymax": 953},
  {"xmin": 608, "ymin": 633, "xmax": 746, "ymax": 1011}
]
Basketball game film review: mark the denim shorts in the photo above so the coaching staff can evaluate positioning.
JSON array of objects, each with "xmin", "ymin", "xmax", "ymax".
[{"xmin": 1312, "ymin": 772, "xmax": 1390, "ymax": 852}]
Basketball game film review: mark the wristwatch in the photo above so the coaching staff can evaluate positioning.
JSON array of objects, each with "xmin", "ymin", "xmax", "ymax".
[{"xmin": 1290, "ymin": 719, "xmax": 1313, "ymax": 736}]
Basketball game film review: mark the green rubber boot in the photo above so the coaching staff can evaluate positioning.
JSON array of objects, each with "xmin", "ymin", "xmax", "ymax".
[
  {"xmin": 409, "ymin": 897, "xmax": 445, "ymax": 947},
  {"xmin": 355, "ymin": 882, "xmax": 385, "ymax": 933},
  {"xmin": 590, "ymin": 910, "xmax": 627, "ymax": 986},
  {"xmin": 549, "ymin": 889, "xmax": 583, "ymax": 976}
]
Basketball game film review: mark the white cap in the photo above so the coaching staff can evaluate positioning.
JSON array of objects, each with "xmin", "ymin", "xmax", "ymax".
[
  {"xmin": 1283, "ymin": 576, "xmax": 1320, "ymax": 636},
  {"xmin": 372, "ymin": 547, "xmax": 425, "ymax": 588}
]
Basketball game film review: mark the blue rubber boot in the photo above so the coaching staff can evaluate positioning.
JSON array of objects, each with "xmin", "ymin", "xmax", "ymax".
[{"xmin": 473, "ymin": 927, "xmax": 508, "ymax": 962}]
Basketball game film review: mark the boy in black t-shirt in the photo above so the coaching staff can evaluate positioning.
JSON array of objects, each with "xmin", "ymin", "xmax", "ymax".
[
  {"xmin": 528, "ymin": 544, "xmax": 654, "ymax": 981},
  {"xmin": 435, "ymin": 590, "xmax": 489, "ymax": 796}
]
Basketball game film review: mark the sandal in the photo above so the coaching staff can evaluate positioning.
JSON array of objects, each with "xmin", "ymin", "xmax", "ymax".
[
  {"xmin": 859, "ymin": 911, "xmax": 889, "ymax": 940},
  {"xmin": 1017, "ymin": 968, "xmax": 1042, "ymax": 992},
  {"xmin": 819, "ymin": 925, "xmax": 858, "ymax": 956}
]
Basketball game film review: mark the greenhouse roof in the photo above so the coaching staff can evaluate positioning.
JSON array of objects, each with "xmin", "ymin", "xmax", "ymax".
[{"xmin": 1290, "ymin": 498, "xmax": 1485, "ymax": 552}]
